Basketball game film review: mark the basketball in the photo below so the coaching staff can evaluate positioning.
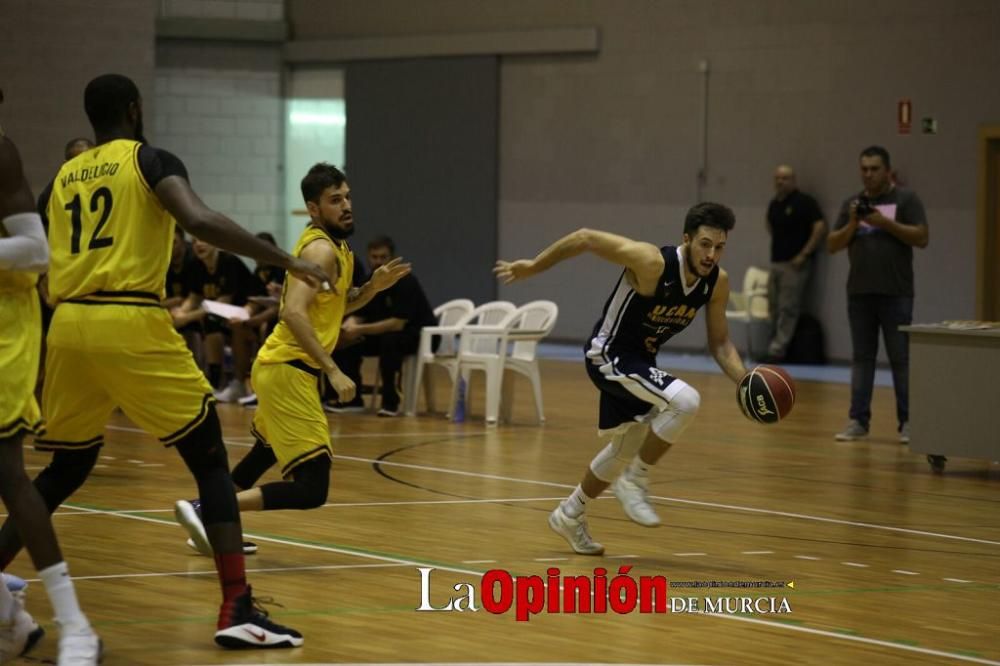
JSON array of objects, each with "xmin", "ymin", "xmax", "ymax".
[{"xmin": 737, "ymin": 365, "xmax": 795, "ymax": 424}]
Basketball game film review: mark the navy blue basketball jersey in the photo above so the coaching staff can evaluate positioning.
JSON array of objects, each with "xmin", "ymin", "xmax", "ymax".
[{"xmin": 586, "ymin": 245, "xmax": 719, "ymax": 362}]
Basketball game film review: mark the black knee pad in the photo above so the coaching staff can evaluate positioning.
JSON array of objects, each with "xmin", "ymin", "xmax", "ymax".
[
  {"xmin": 260, "ymin": 455, "xmax": 330, "ymax": 510},
  {"xmin": 35, "ymin": 447, "xmax": 101, "ymax": 512}
]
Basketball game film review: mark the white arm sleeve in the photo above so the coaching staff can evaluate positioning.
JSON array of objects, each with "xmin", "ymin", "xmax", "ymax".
[{"xmin": 0, "ymin": 212, "xmax": 49, "ymax": 273}]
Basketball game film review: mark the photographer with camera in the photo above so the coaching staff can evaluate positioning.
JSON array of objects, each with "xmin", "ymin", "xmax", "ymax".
[{"xmin": 827, "ymin": 145, "xmax": 928, "ymax": 443}]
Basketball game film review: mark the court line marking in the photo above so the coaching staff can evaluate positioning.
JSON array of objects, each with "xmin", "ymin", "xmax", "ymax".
[
  {"xmin": 328, "ymin": 454, "xmax": 1000, "ymax": 547},
  {"xmin": 893, "ymin": 570, "xmax": 920, "ymax": 575},
  {"xmin": 944, "ymin": 578, "xmax": 972, "ymax": 583},
  {"xmin": 55, "ymin": 502, "xmax": 1000, "ymax": 666},
  {"xmin": 23, "ymin": 562, "xmax": 413, "ymax": 583},
  {"xmin": 842, "ymin": 562, "xmax": 869, "ymax": 568},
  {"xmin": 708, "ymin": 613, "xmax": 1000, "ymax": 665},
  {"xmin": 742, "ymin": 550, "xmax": 774, "ymax": 555},
  {"xmin": 23, "ymin": 496, "xmax": 571, "ymax": 517},
  {"xmin": 796, "ymin": 555, "xmax": 822, "ymax": 560},
  {"xmin": 60, "ymin": 504, "xmax": 490, "ymax": 578},
  {"xmin": 672, "ymin": 552, "xmax": 707, "ymax": 557},
  {"xmin": 105, "ymin": 424, "xmax": 490, "ymax": 440},
  {"xmin": 90, "ymin": 425, "xmax": 1000, "ymax": 546}
]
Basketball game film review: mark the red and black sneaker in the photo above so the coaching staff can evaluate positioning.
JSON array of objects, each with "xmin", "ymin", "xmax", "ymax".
[{"xmin": 215, "ymin": 587, "xmax": 303, "ymax": 649}]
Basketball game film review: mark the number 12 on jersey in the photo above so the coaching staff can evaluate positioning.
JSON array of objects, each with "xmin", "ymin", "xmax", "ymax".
[{"xmin": 64, "ymin": 186, "xmax": 115, "ymax": 254}]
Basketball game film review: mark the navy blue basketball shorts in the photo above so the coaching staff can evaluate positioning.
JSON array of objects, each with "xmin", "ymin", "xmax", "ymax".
[{"xmin": 585, "ymin": 352, "xmax": 685, "ymax": 434}]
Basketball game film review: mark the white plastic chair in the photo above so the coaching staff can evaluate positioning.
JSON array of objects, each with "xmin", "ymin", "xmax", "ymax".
[
  {"xmin": 453, "ymin": 300, "xmax": 558, "ymax": 425},
  {"xmin": 404, "ymin": 300, "xmax": 514, "ymax": 416},
  {"xmin": 726, "ymin": 266, "xmax": 770, "ymax": 359}
]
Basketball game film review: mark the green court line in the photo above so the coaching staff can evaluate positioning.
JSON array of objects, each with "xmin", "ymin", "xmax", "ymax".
[{"xmin": 64, "ymin": 501, "xmax": 1000, "ymax": 663}]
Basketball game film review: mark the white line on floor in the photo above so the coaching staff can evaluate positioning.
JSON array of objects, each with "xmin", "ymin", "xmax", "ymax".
[
  {"xmin": 842, "ymin": 562, "xmax": 869, "ymax": 568},
  {"xmin": 100, "ymin": 422, "xmax": 1000, "ymax": 547},
  {"xmin": 708, "ymin": 613, "xmax": 1000, "ymax": 665},
  {"xmin": 795, "ymin": 555, "xmax": 822, "ymax": 560},
  {"xmin": 673, "ymin": 552, "xmax": 707, "ymax": 557},
  {"xmin": 742, "ymin": 550, "xmax": 773, "ymax": 555},
  {"xmin": 893, "ymin": 570, "xmax": 920, "ymax": 575},
  {"xmin": 944, "ymin": 578, "xmax": 972, "ymax": 583}
]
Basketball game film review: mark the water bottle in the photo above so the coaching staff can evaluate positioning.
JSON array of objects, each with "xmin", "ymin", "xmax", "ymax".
[{"xmin": 453, "ymin": 377, "xmax": 466, "ymax": 423}]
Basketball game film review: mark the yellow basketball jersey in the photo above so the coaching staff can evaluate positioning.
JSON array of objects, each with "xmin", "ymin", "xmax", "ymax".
[
  {"xmin": 45, "ymin": 139, "xmax": 172, "ymax": 304},
  {"xmin": 256, "ymin": 225, "xmax": 353, "ymax": 368}
]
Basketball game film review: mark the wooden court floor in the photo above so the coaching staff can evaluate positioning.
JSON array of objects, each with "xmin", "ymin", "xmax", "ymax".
[{"xmin": 7, "ymin": 359, "xmax": 999, "ymax": 666}]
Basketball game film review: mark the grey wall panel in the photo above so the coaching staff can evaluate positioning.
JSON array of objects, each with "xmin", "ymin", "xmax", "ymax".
[{"xmin": 345, "ymin": 57, "xmax": 498, "ymax": 306}]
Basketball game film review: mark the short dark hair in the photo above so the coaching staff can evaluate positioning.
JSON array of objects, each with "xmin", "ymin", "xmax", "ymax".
[
  {"xmin": 683, "ymin": 202, "xmax": 735, "ymax": 237},
  {"xmin": 84, "ymin": 74, "xmax": 140, "ymax": 134},
  {"xmin": 859, "ymin": 145, "xmax": 891, "ymax": 169},
  {"xmin": 63, "ymin": 137, "xmax": 93, "ymax": 160},
  {"xmin": 367, "ymin": 235, "xmax": 395, "ymax": 255},
  {"xmin": 300, "ymin": 162, "xmax": 347, "ymax": 204}
]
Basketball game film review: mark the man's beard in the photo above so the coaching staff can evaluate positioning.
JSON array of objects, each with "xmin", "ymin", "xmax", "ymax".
[{"xmin": 326, "ymin": 220, "xmax": 354, "ymax": 239}]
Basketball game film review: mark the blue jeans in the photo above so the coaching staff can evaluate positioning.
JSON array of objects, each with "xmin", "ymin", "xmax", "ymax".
[{"xmin": 847, "ymin": 295, "xmax": 912, "ymax": 430}]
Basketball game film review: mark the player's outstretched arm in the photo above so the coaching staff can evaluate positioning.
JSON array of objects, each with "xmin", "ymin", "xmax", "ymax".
[
  {"xmin": 0, "ymin": 136, "xmax": 48, "ymax": 272},
  {"xmin": 344, "ymin": 256, "xmax": 411, "ymax": 315},
  {"xmin": 705, "ymin": 269, "xmax": 747, "ymax": 383},
  {"xmin": 155, "ymin": 175, "xmax": 328, "ymax": 288},
  {"xmin": 494, "ymin": 228, "xmax": 663, "ymax": 293}
]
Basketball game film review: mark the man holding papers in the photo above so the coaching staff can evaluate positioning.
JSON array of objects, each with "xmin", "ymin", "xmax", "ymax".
[{"xmin": 827, "ymin": 145, "xmax": 929, "ymax": 443}]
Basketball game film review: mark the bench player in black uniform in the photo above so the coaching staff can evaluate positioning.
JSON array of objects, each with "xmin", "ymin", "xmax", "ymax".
[{"xmin": 494, "ymin": 202, "xmax": 747, "ymax": 554}]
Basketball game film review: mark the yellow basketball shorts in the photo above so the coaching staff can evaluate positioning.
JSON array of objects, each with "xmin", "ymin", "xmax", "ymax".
[
  {"xmin": 37, "ymin": 302, "xmax": 215, "ymax": 451},
  {"xmin": 0, "ymin": 290, "xmax": 42, "ymax": 440},
  {"xmin": 250, "ymin": 359, "xmax": 332, "ymax": 478}
]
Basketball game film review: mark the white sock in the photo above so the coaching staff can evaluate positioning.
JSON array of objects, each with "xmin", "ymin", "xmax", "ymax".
[
  {"xmin": 0, "ymin": 577, "xmax": 16, "ymax": 620},
  {"xmin": 561, "ymin": 485, "xmax": 589, "ymax": 519},
  {"xmin": 627, "ymin": 456, "xmax": 651, "ymax": 479},
  {"xmin": 39, "ymin": 562, "xmax": 90, "ymax": 633}
]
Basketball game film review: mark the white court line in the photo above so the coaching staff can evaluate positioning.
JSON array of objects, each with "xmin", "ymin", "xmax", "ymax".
[
  {"xmin": 23, "ymin": 562, "xmax": 412, "ymax": 583},
  {"xmin": 944, "ymin": 578, "xmax": 972, "ymax": 583},
  {"xmin": 534, "ymin": 558, "xmax": 568, "ymax": 562},
  {"xmin": 62, "ymin": 504, "xmax": 489, "ymax": 578},
  {"xmin": 795, "ymin": 555, "xmax": 822, "ymax": 560},
  {"xmin": 329, "ymin": 454, "xmax": 1000, "ymax": 547},
  {"xmin": 672, "ymin": 552, "xmax": 707, "ymax": 557},
  {"xmin": 606, "ymin": 555, "xmax": 638, "ymax": 559},
  {"xmin": 461, "ymin": 560, "xmax": 496, "ymax": 564},
  {"xmin": 707, "ymin": 612, "xmax": 1000, "ymax": 665},
  {"xmin": 842, "ymin": 562, "xmax": 869, "ymax": 568},
  {"xmin": 39, "ymin": 496, "xmax": 571, "ymax": 517},
  {"xmin": 742, "ymin": 550, "xmax": 773, "ymax": 555},
  {"xmin": 104, "ymin": 424, "xmax": 488, "ymax": 440},
  {"xmin": 100, "ymin": 422, "xmax": 1000, "ymax": 547},
  {"xmin": 62, "ymin": 504, "xmax": 997, "ymax": 664},
  {"xmin": 893, "ymin": 569, "xmax": 920, "ymax": 575}
]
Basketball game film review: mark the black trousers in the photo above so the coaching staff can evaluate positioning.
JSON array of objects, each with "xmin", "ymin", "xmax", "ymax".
[{"xmin": 330, "ymin": 332, "xmax": 420, "ymax": 409}]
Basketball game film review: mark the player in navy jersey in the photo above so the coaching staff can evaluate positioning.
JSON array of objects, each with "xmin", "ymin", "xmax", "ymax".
[{"xmin": 495, "ymin": 202, "xmax": 747, "ymax": 554}]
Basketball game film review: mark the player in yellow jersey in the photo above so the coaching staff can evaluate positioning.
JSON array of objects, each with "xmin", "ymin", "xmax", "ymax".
[
  {"xmin": 175, "ymin": 163, "xmax": 410, "ymax": 556},
  {"xmin": 0, "ymin": 74, "xmax": 329, "ymax": 650},
  {"xmin": 0, "ymin": 94, "xmax": 99, "ymax": 664}
]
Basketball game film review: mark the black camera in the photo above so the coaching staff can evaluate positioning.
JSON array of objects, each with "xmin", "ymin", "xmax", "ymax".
[{"xmin": 855, "ymin": 196, "xmax": 874, "ymax": 218}]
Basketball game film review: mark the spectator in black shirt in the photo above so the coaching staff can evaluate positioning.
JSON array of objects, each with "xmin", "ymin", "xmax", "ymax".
[
  {"xmin": 165, "ymin": 225, "xmax": 204, "ymax": 366},
  {"xmin": 328, "ymin": 236, "xmax": 435, "ymax": 416},
  {"xmin": 189, "ymin": 238, "xmax": 265, "ymax": 400},
  {"xmin": 765, "ymin": 165, "xmax": 825, "ymax": 361}
]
